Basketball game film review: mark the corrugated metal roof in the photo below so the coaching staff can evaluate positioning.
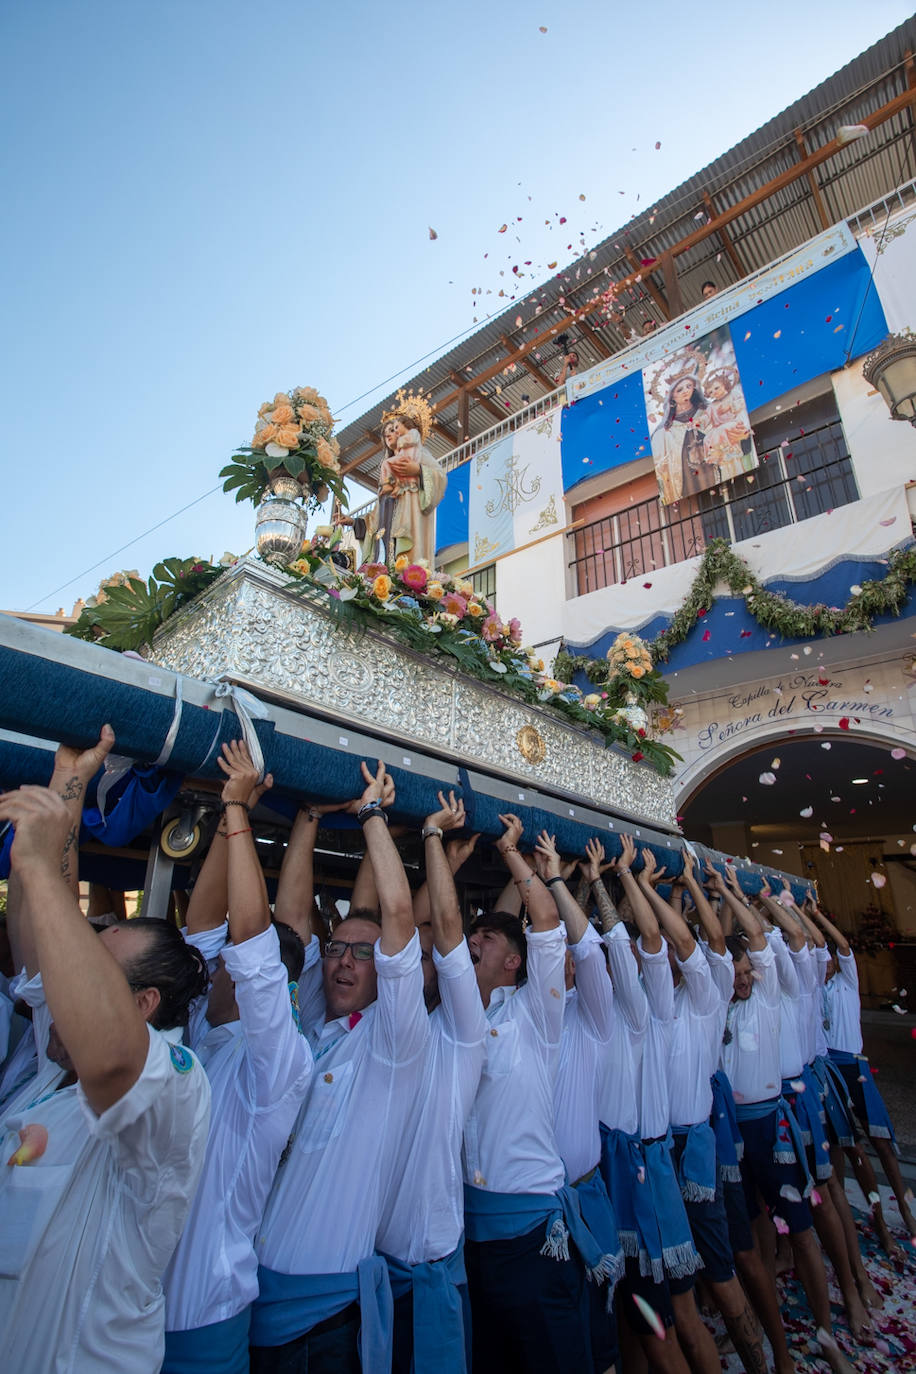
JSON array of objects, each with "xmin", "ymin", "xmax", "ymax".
[{"xmin": 337, "ymin": 19, "xmax": 916, "ymax": 486}]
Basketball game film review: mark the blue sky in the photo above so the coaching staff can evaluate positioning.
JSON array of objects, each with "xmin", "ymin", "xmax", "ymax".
[{"xmin": 2, "ymin": 0, "xmax": 912, "ymax": 613}]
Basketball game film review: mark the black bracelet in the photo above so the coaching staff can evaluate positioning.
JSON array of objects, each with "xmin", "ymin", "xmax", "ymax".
[
  {"xmin": 357, "ymin": 801, "xmax": 389, "ymax": 826},
  {"xmin": 545, "ymin": 875, "xmax": 566, "ymax": 888},
  {"xmin": 221, "ymin": 799, "xmax": 250, "ymax": 813}
]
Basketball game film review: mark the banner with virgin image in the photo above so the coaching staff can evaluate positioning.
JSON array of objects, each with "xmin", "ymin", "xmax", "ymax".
[{"xmin": 643, "ymin": 326, "xmax": 757, "ymax": 505}]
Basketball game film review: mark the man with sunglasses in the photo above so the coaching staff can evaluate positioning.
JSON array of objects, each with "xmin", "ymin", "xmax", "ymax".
[{"xmin": 250, "ymin": 760, "xmax": 428, "ymax": 1374}]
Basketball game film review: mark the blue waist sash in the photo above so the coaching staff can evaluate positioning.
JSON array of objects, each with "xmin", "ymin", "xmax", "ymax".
[
  {"xmin": 462, "ymin": 1182, "xmax": 615, "ymax": 1281},
  {"xmin": 250, "ymin": 1257, "xmax": 392, "ymax": 1368},
  {"xmin": 782, "ymin": 1067, "xmax": 832, "ymax": 1180},
  {"xmin": 598, "ymin": 1125, "xmax": 641, "ymax": 1264},
  {"xmin": 573, "ymin": 1168, "xmax": 624, "ymax": 1292},
  {"xmin": 810, "ymin": 1054, "xmax": 855, "ymax": 1147},
  {"xmin": 735, "ymin": 1096, "xmax": 813, "ymax": 1196},
  {"xmin": 162, "ymin": 1308, "xmax": 250, "ymax": 1374},
  {"xmin": 670, "ymin": 1121, "xmax": 717, "ymax": 1202},
  {"xmin": 828, "ymin": 1049, "xmax": 898, "ymax": 1151},
  {"xmin": 641, "ymin": 1131, "xmax": 702, "ymax": 1282},
  {"xmin": 710, "ymin": 1070, "xmax": 744, "ymax": 1182},
  {"xmin": 382, "ymin": 1240, "xmax": 466, "ymax": 1374}
]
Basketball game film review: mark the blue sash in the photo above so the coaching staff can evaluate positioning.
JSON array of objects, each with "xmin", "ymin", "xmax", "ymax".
[
  {"xmin": 828, "ymin": 1049, "xmax": 899, "ymax": 1152},
  {"xmin": 573, "ymin": 1169, "xmax": 624, "ymax": 1293},
  {"xmin": 735, "ymin": 1096, "xmax": 814, "ymax": 1196},
  {"xmin": 810, "ymin": 1054, "xmax": 855, "ymax": 1147},
  {"xmin": 382, "ymin": 1241, "xmax": 467, "ymax": 1374},
  {"xmin": 670, "ymin": 1121, "xmax": 717, "ymax": 1202},
  {"xmin": 250, "ymin": 1258, "xmax": 393, "ymax": 1368},
  {"xmin": 782, "ymin": 1067, "xmax": 832, "ymax": 1180},
  {"xmin": 462, "ymin": 1182, "xmax": 616, "ymax": 1281},
  {"xmin": 642, "ymin": 1132, "xmax": 703, "ymax": 1281},
  {"xmin": 710, "ymin": 1070, "xmax": 744, "ymax": 1182},
  {"xmin": 598, "ymin": 1125, "xmax": 641, "ymax": 1264},
  {"xmin": 162, "ymin": 1308, "xmax": 250, "ymax": 1374}
]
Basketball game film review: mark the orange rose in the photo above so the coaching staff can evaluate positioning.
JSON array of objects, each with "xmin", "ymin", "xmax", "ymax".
[
  {"xmin": 466, "ymin": 601, "xmax": 485, "ymax": 618},
  {"xmin": 272, "ymin": 392, "xmax": 289, "ymax": 408},
  {"xmin": 372, "ymin": 574, "xmax": 392, "ymax": 601},
  {"xmin": 394, "ymin": 555, "xmax": 409, "ymax": 572},
  {"xmin": 270, "ymin": 403, "xmax": 295, "ymax": 426},
  {"xmin": 273, "ymin": 425, "xmax": 301, "ymax": 450},
  {"xmin": 427, "ymin": 582, "xmax": 444, "ymax": 600},
  {"xmin": 316, "ymin": 437, "xmax": 339, "ymax": 470},
  {"xmin": 297, "ymin": 403, "xmax": 320, "ymax": 424},
  {"xmin": 629, "ymin": 664, "xmax": 645, "ymax": 678},
  {"xmin": 251, "ymin": 423, "xmax": 278, "ymax": 448}
]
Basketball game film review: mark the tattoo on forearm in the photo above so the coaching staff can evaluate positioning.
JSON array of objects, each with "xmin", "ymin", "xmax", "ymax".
[
  {"xmin": 60, "ymin": 826, "xmax": 77, "ymax": 879},
  {"xmin": 592, "ymin": 880, "xmax": 620, "ymax": 933},
  {"xmin": 59, "ymin": 776, "xmax": 83, "ymax": 803}
]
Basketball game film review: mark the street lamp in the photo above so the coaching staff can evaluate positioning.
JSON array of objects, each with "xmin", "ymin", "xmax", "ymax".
[{"xmin": 862, "ymin": 332, "xmax": 916, "ymax": 425}]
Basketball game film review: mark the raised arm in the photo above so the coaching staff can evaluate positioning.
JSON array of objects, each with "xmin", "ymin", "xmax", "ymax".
[
  {"xmin": 217, "ymin": 740, "xmax": 273, "ymax": 945},
  {"xmin": 637, "ymin": 848, "xmax": 696, "ymax": 962},
  {"xmin": 682, "ymin": 851, "xmax": 726, "ymax": 955},
  {"xmin": 495, "ymin": 814, "xmax": 557, "ymax": 930},
  {"xmin": 581, "ymin": 837, "xmax": 620, "ymax": 934},
  {"xmin": 615, "ymin": 833, "xmax": 662, "ymax": 953},
  {"xmin": 422, "ymin": 790, "xmax": 467, "ymax": 955},
  {"xmin": 357, "ymin": 761, "xmax": 414, "ymax": 954},
  {"xmin": 757, "ymin": 884, "xmax": 806, "ymax": 953},
  {"xmin": 0, "ymin": 786, "xmax": 151, "ymax": 1115},
  {"xmin": 804, "ymin": 896, "xmax": 850, "ymax": 958},
  {"xmin": 719, "ymin": 867, "xmax": 765, "ymax": 951},
  {"xmin": 534, "ymin": 830, "xmax": 589, "ymax": 944}
]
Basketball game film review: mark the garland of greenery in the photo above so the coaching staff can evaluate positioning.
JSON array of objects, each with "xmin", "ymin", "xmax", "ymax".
[
  {"xmin": 64, "ymin": 557, "xmax": 225, "ymax": 652},
  {"xmin": 554, "ymin": 538, "xmax": 916, "ymax": 683}
]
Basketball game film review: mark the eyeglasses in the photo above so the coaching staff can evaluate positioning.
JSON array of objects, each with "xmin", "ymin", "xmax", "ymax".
[{"xmin": 324, "ymin": 939, "xmax": 375, "ymax": 962}]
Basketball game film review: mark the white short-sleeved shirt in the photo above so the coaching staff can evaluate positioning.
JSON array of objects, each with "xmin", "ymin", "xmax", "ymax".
[
  {"xmin": 164, "ymin": 925, "xmax": 313, "ymax": 1331},
  {"xmin": 598, "ymin": 926, "xmax": 646, "ymax": 1137},
  {"xmin": 668, "ymin": 943, "xmax": 721, "ymax": 1128},
  {"xmin": 636, "ymin": 938, "xmax": 674, "ymax": 1140},
  {"xmin": 463, "ymin": 925, "xmax": 566, "ymax": 1196},
  {"xmin": 0, "ymin": 1024, "xmax": 210, "ymax": 1374},
  {"xmin": 555, "ymin": 924, "xmax": 616, "ymax": 1182},
  {"xmin": 824, "ymin": 951, "xmax": 862, "ymax": 1055},
  {"xmin": 377, "ymin": 939, "xmax": 486, "ymax": 1264},
  {"xmin": 258, "ymin": 930, "xmax": 428, "ymax": 1276},
  {"xmin": 720, "ymin": 943, "xmax": 782, "ymax": 1105}
]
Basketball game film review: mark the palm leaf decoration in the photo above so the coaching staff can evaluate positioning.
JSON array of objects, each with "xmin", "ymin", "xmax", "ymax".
[{"xmin": 65, "ymin": 557, "xmax": 223, "ymax": 653}]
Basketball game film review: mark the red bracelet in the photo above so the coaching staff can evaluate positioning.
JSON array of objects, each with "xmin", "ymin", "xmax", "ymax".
[{"xmin": 225, "ymin": 827, "xmax": 252, "ymax": 838}]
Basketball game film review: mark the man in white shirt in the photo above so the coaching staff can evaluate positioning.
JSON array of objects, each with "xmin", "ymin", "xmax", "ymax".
[
  {"xmin": 250, "ymin": 760, "xmax": 429, "ymax": 1374},
  {"xmin": 161, "ymin": 740, "xmax": 313, "ymax": 1372},
  {"xmin": 720, "ymin": 884, "xmax": 856, "ymax": 1374},
  {"xmin": 0, "ymin": 728, "xmax": 211, "ymax": 1374},
  {"xmin": 462, "ymin": 815, "xmax": 594, "ymax": 1374},
  {"xmin": 376, "ymin": 794, "xmax": 486, "ymax": 1374}
]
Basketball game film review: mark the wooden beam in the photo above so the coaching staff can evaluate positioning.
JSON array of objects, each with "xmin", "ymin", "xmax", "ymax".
[
  {"xmin": 340, "ymin": 84, "xmax": 916, "ymax": 477},
  {"xmin": 624, "ymin": 246, "xmax": 670, "ymax": 319},
  {"xmin": 501, "ymin": 334, "xmax": 555, "ymax": 390},
  {"xmin": 450, "ymin": 371, "xmax": 506, "ymax": 424},
  {"xmin": 794, "ymin": 129, "xmax": 830, "ymax": 231},
  {"xmin": 432, "ymin": 418, "xmax": 458, "ymax": 445},
  {"xmin": 457, "ymin": 388, "xmax": 470, "ymax": 442},
  {"xmin": 572, "ymin": 315, "xmax": 612, "ymax": 361},
  {"xmin": 659, "ymin": 251, "xmax": 684, "ymax": 319},
  {"xmin": 700, "ymin": 191, "xmax": 746, "ymax": 279},
  {"xmin": 905, "ymin": 51, "xmax": 916, "ymax": 171}
]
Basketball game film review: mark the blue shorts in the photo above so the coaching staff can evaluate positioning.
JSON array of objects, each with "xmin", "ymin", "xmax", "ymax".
[
  {"xmin": 738, "ymin": 1111, "xmax": 813, "ymax": 1234},
  {"xmin": 668, "ymin": 1132, "xmax": 735, "ymax": 1292},
  {"xmin": 616, "ymin": 1258, "xmax": 675, "ymax": 1336}
]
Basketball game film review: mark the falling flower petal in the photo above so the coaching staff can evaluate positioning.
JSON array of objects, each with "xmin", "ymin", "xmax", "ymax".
[
  {"xmin": 891, "ymin": 747, "xmax": 906, "ymax": 760},
  {"xmin": 871, "ymin": 873, "xmax": 887, "ymax": 888},
  {"xmin": 428, "ymin": 226, "xmax": 438, "ymax": 240},
  {"xmin": 780, "ymin": 1185, "xmax": 802, "ymax": 1203},
  {"xmin": 7, "ymin": 1123, "xmax": 48, "ymax": 1166},
  {"xmin": 773, "ymin": 1215, "xmax": 790, "ymax": 1235},
  {"xmin": 799, "ymin": 806, "xmax": 813, "ymax": 818},
  {"xmin": 759, "ymin": 772, "xmax": 776, "ymax": 786},
  {"xmin": 633, "ymin": 1293, "xmax": 666, "ymax": 1339}
]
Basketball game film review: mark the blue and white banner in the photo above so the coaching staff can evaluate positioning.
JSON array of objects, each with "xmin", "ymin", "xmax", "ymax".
[
  {"xmin": 568, "ymin": 224, "xmax": 857, "ymax": 404},
  {"xmin": 468, "ymin": 405, "xmax": 565, "ymax": 566}
]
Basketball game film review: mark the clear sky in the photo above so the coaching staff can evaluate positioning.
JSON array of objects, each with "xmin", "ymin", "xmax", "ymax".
[{"xmin": 2, "ymin": 0, "xmax": 913, "ymax": 613}]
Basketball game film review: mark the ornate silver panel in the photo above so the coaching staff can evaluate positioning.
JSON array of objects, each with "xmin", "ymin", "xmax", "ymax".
[{"xmin": 152, "ymin": 558, "xmax": 676, "ymax": 828}]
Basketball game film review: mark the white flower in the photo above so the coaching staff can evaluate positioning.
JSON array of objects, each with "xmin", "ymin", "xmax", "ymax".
[{"xmin": 265, "ymin": 442, "xmax": 289, "ymax": 459}]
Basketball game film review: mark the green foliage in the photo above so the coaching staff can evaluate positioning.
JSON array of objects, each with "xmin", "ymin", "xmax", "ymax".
[
  {"xmin": 64, "ymin": 557, "xmax": 224, "ymax": 653},
  {"xmin": 220, "ymin": 447, "xmax": 348, "ymax": 513}
]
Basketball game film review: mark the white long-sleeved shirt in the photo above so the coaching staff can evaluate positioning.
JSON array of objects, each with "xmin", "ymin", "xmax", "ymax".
[
  {"xmin": 555, "ymin": 924, "xmax": 616, "ymax": 1182},
  {"xmin": 598, "ymin": 925, "xmax": 646, "ymax": 1137},
  {"xmin": 164, "ymin": 925, "xmax": 313, "ymax": 1331},
  {"xmin": 258, "ymin": 930, "xmax": 428, "ymax": 1276},
  {"xmin": 0, "ymin": 1024, "xmax": 210, "ymax": 1374},
  {"xmin": 824, "ymin": 951, "xmax": 862, "ymax": 1055},
  {"xmin": 377, "ymin": 939, "xmax": 486, "ymax": 1263},
  {"xmin": 668, "ymin": 943, "xmax": 721, "ymax": 1128},
  {"xmin": 720, "ymin": 942, "xmax": 782, "ymax": 1105},
  {"xmin": 813, "ymin": 945, "xmax": 831, "ymax": 1059},
  {"xmin": 701, "ymin": 943, "xmax": 734, "ymax": 1046},
  {"xmin": 765, "ymin": 930, "xmax": 804, "ymax": 1080},
  {"xmin": 463, "ymin": 924, "xmax": 566, "ymax": 1196},
  {"xmin": 637, "ymin": 938, "xmax": 674, "ymax": 1140}
]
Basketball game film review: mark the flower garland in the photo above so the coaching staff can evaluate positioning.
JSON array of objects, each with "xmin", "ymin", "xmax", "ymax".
[
  {"xmin": 65, "ymin": 556, "xmax": 233, "ymax": 651},
  {"xmin": 287, "ymin": 543, "xmax": 680, "ymax": 775},
  {"xmin": 220, "ymin": 386, "xmax": 347, "ymax": 511},
  {"xmin": 555, "ymin": 538, "xmax": 916, "ymax": 683}
]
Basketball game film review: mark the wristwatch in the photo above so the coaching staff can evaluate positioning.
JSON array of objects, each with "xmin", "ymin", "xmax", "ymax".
[{"xmin": 421, "ymin": 825, "xmax": 444, "ymax": 841}]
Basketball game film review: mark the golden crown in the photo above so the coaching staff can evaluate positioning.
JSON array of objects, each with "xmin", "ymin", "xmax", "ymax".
[{"xmin": 381, "ymin": 389, "xmax": 434, "ymax": 442}]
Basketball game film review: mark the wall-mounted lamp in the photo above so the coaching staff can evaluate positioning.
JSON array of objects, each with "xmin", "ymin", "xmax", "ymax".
[{"xmin": 862, "ymin": 332, "xmax": 916, "ymax": 426}]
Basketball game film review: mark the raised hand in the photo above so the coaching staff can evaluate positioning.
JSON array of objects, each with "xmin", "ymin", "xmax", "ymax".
[
  {"xmin": 496, "ymin": 813, "xmax": 524, "ymax": 855},
  {"xmin": 579, "ymin": 836, "xmax": 606, "ymax": 885},
  {"xmin": 51, "ymin": 724, "xmax": 116, "ymax": 795},
  {"xmin": 534, "ymin": 829, "xmax": 561, "ymax": 881},
  {"xmin": 425, "ymin": 789, "xmax": 466, "ymax": 835},
  {"xmin": 218, "ymin": 739, "xmax": 267, "ymax": 803},
  {"xmin": 615, "ymin": 833, "xmax": 637, "ymax": 871},
  {"xmin": 0, "ymin": 787, "xmax": 71, "ymax": 875},
  {"xmin": 704, "ymin": 861, "xmax": 726, "ymax": 894},
  {"xmin": 639, "ymin": 848, "xmax": 667, "ymax": 886},
  {"xmin": 446, "ymin": 832, "xmax": 480, "ymax": 874},
  {"xmin": 351, "ymin": 759, "xmax": 395, "ymax": 814}
]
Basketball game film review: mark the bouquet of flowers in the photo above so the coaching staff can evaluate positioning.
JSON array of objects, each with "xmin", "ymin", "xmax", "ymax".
[{"xmin": 221, "ymin": 386, "xmax": 348, "ymax": 512}]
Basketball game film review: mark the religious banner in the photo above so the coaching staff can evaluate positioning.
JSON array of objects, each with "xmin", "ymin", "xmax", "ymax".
[
  {"xmin": 643, "ymin": 325, "xmax": 757, "ymax": 505},
  {"xmin": 468, "ymin": 405, "xmax": 564, "ymax": 565},
  {"xmin": 856, "ymin": 202, "xmax": 916, "ymax": 336}
]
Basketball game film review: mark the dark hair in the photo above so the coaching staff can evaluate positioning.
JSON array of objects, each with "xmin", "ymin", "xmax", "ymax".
[
  {"xmin": 273, "ymin": 920, "xmax": 305, "ymax": 982},
  {"xmin": 118, "ymin": 918, "xmax": 209, "ymax": 1030},
  {"xmin": 567, "ymin": 350, "xmax": 579, "ymax": 367},
  {"xmin": 664, "ymin": 378, "xmax": 705, "ymax": 429},
  {"xmin": 471, "ymin": 910, "xmax": 527, "ymax": 983},
  {"xmin": 701, "ymin": 280, "xmax": 717, "ymax": 293},
  {"xmin": 725, "ymin": 934, "xmax": 749, "ymax": 964},
  {"xmin": 343, "ymin": 907, "xmax": 382, "ymax": 927}
]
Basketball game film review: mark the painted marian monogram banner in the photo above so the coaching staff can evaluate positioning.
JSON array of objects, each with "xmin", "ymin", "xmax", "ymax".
[{"xmin": 468, "ymin": 405, "xmax": 565, "ymax": 565}]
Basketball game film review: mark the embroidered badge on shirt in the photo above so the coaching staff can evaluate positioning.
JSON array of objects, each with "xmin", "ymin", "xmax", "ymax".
[{"xmin": 169, "ymin": 1044, "xmax": 194, "ymax": 1074}]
